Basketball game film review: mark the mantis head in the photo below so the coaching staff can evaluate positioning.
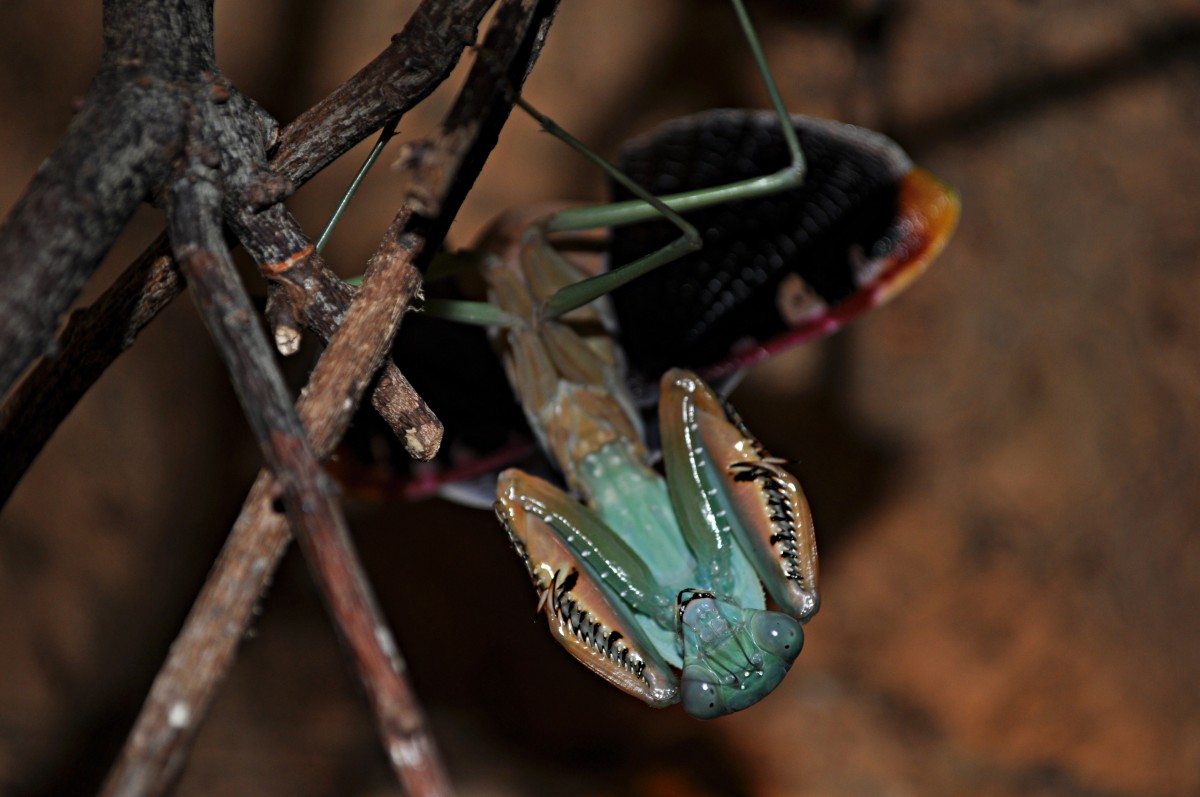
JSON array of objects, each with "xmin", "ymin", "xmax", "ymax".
[{"xmin": 677, "ymin": 590, "xmax": 804, "ymax": 719}]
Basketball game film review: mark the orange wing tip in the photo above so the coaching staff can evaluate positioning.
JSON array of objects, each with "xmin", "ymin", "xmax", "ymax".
[{"xmin": 875, "ymin": 167, "xmax": 961, "ymax": 305}]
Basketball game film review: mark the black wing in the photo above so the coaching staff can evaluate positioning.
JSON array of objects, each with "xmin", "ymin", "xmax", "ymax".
[{"xmin": 609, "ymin": 110, "xmax": 957, "ymax": 385}]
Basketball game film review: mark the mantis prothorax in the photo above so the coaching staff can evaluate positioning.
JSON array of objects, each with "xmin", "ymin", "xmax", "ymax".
[{"xmin": 331, "ymin": 0, "xmax": 959, "ymax": 717}]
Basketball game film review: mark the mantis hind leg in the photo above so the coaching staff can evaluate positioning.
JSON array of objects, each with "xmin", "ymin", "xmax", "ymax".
[{"xmin": 531, "ymin": 0, "xmax": 806, "ymax": 321}]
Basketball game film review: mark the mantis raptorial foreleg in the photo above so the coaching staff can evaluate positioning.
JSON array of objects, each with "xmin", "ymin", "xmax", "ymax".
[
  {"xmin": 494, "ymin": 470, "xmax": 680, "ymax": 708},
  {"xmin": 659, "ymin": 370, "xmax": 819, "ymax": 621}
]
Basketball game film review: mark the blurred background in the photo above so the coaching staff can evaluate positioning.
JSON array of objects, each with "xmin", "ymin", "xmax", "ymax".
[{"xmin": 2, "ymin": 0, "xmax": 1199, "ymax": 794}]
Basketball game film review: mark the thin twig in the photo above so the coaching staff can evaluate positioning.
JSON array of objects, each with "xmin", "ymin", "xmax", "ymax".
[
  {"xmin": 0, "ymin": 235, "xmax": 176, "ymax": 509},
  {"xmin": 103, "ymin": 207, "xmax": 440, "ymax": 797},
  {"xmin": 234, "ymin": 204, "xmax": 444, "ymax": 460},
  {"xmin": 270, "ymin": 0, "xmax": 493, "ymax": 186}
]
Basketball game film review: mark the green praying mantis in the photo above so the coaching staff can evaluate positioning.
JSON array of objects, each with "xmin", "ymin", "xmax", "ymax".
[{"xmin": 333, "ymin": 0, "xmax": 959, "ymax": 718}]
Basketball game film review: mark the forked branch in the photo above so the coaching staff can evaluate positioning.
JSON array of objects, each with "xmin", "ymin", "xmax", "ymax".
[
  {"xmin": 0, "ymin": 0, "xmax": 497, "ymax": 509},
  {"xmin": 97, "ymin": 1, "xmax": 562, "ymax": 795}
]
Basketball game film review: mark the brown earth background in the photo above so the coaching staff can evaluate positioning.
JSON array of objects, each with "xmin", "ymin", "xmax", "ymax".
[{"xmin": 2, "ymin": 1, "xmax": 1199, "ymax": 795}]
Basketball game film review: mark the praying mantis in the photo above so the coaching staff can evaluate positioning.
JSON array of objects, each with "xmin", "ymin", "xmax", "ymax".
[{"xmin": 337, "ymin": 0, "xmax": 959, "ymax": 717}]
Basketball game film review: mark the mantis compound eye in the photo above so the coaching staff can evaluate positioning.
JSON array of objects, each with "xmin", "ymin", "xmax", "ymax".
[
  {"xmin": 680, "ymin": 664, "xmax": 728, "ymax": 720},
  {"xmin": 750, "ymin": 610, "xmax": 804, "ymax": 660}
]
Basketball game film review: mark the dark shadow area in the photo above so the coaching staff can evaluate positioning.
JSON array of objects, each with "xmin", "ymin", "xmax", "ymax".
[{"xmin": 894, "ymin": 15, "xmax": 1200, "ymax": 153}]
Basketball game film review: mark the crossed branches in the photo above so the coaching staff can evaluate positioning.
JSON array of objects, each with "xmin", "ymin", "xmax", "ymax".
[{"xmin": 0, "ymin": 0, "xmax": 562, "ymax": 794}]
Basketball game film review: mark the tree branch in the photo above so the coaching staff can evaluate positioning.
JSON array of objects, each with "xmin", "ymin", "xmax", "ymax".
[
  {"xmin": 0, "ymin": 0, "xmax": 499, "ymax": 509},
  {"xmin": 0, "ymin": 0, "xmax": 208, "ymax": 396},
  {"xmin": 99, "ymin": 1, "xmax": 561, "ymax": 794},
  {"xmin": 235, "ymin": 205, "xmax": 444, "ymax": 458}
]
